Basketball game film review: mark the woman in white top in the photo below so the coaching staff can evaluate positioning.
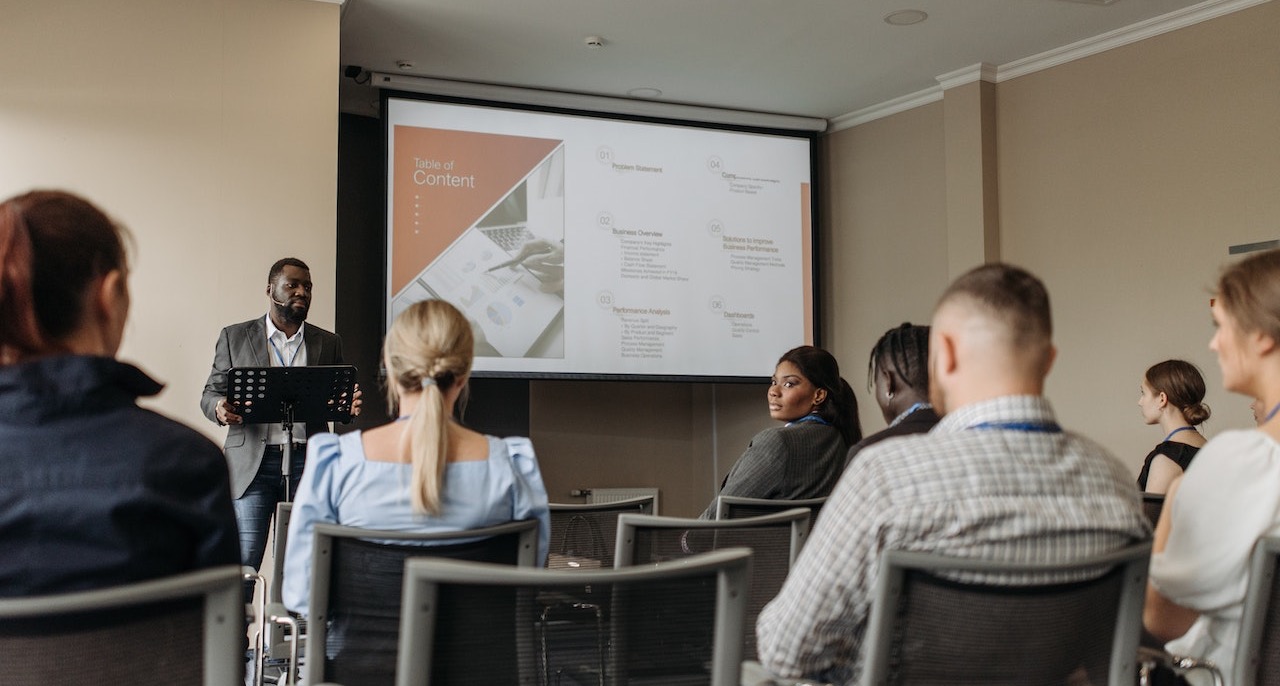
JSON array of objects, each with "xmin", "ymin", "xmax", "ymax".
[
  {"xmin": 283, "ymin": 299, "xmax": 549, "ymax": 615},
  {"xmin": 1145, "ymin": 249, "xmax": 1280, "ymax": 684}
]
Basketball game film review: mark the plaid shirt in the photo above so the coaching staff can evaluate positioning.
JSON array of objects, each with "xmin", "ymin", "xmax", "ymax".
[{"xmin": 755, "ymin": 395, "xmax": 1150, "ymax": 685}]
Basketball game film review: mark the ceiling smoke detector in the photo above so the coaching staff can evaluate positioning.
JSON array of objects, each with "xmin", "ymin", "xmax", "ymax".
[
  {"xmin": 883, "ymin": 9, "xmax": 928, "ymax": 26},
  {"xmin": 396, "ymin": 60, "xmax": 414, "ymax": 71},
  {"xmin": 584, "ymin": 36, "xmax": 605, "ymax": 48}
]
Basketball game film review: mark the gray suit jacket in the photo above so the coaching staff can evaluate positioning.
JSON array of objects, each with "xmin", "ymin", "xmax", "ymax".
[{"xmin": 200, "ymin": 317, "xmax": 345, "ymax": 498}]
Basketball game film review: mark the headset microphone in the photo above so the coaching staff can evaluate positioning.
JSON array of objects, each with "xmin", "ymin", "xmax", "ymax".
[{"xmin": 271, "ymin": 295, "xmax": 292, "ymax": 307}]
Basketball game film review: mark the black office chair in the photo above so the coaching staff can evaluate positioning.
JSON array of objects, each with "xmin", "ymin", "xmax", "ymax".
[
  {"xmin": 394, "ymin": 547, "xmax": 752, "ymax": 686},
  {"xmin": 1237, "ymin": 535, "xmax": 1280, "ymax": 685},
  {"xmin": 304, "ymin": 519, "xmax": 539, "ymax": 686},
  {"xmin": 1141, "ymin": 534, "xmax": 1280, "ymax": 686},
  {"xmin": 615, "ymin": 509, "xmax": 809, "ymax": 660},
  {"xmin": 714, "ymin": 495, "xmax": 826, "ymax": 526},
  {"xmin": 861, "ymin": 542, "xmax": 1152, "ymax": 685},
  {"xmin": 547, "ymin": 495, "xmax": 656, "ymax": 570},
  {"xmin": 0, "ymin": 565, "xmax": 243, "ymax": 685}
]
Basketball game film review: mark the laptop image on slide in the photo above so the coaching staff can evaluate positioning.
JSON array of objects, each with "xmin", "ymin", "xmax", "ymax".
[
  {"xmin": 397, "ymin": 222, "xmax": 563, "ymax": 358},
  {"xmin": 478, "ymin": 224, "xmax": 536, "ymax": 253}
]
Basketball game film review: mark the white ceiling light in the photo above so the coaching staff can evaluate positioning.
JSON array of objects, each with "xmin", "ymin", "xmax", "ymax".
[
  {"xmin": 627, "ymin": 87, "xmax": 663, "ymax": 99},
  {"xmin": 883, "ymin": 9, "xmax": 928, "ymax": 26}
]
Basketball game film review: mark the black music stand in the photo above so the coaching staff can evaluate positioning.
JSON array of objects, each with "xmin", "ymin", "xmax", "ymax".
[{"xmin": 227, "ymin": 365, "xmax": 358, "ymax": 500}]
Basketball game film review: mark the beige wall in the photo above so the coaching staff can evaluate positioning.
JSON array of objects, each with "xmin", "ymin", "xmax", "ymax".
[
  {"xmin": 998, "ymin": 0, "xmax": 1280, "ymax": 469},
  {"xmin": 530, "ymin": 380, "xmax": 766, "ymax": 517},
  {"xmin": 825, "ymin": 0, "xmax": 1280, "ymax": 473},
  {"xmin": 5, "ymin": 0, "xmax": 1273, "ymax": 510},
  {"xmin": 821, "ymin": 102, "xmax": 951, "ymax": 434},
  {"xmin": 0, "ymin": 0, "xmax": 341, "ymax": 441}
]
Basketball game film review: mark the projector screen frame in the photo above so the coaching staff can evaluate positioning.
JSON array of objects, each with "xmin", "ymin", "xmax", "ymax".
[{"xmin": 379, "ymin": 87, "xmax": 823, "ymax": 384}]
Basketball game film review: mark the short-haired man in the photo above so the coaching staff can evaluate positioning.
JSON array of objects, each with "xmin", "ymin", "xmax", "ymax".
[
  {"xmin": 201, "ymin": 257, "xmax": 357, "ymax": 597},
  {"xmin": 756, "ymin": 263, "xmax": 1150, "ymax": 685}
]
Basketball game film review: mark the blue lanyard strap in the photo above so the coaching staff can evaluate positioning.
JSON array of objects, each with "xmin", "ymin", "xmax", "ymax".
[
  {"xmin": 269, "ymin": 337, "xmax": 303, "ymax": 367},
  {"xmin": 1266, "ymin": 401, "xmax": 1280, "ymax": 424},
  {"xmin": 890, "ymin": 402, "xmax": 932, "ymax": 428},
  {"xmin": 969, "ymin": 421, "xmax": 1062, "ymax": 434},
  {"xmin": 788, "ymin": 413, "xmax": 831, "ymax": 427},
  {"xmin": 1163, "ymin": 425, "xmax": 1196, "ymax": 442}
]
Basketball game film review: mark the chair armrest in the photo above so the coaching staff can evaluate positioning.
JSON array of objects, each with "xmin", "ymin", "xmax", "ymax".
[
  {"xmin": 741, "ymin": 660, "xmax": 834, "ymax": 686},
  {"xmin": 1137, "ymin": 646, "xmax": 1224, "ymax": 686}
]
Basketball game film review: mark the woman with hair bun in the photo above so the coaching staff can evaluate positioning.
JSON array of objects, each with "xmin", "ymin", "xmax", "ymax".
[
  {"xmin": 1136, "ymin": 359, "xmax": 1210, "ymax": 494},
  {"xmin": 699, "ymin": 345, "xmax": 861, "ymax": 518},
  {"xmin": 283, "ymin": 299, "xmax": 549, "ymax": 614}
]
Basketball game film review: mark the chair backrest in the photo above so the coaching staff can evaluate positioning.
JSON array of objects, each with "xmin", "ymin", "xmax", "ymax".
[
  {"xmin": 305, "ymin": 518, "xmax": 539, "ymax": 686},
  {"xmin": 547, "ymin": 495, "xmax": 656, "ymax": 570},
  {"xmin": 861, "ymin": 542, "xmax": 1152, "ymax": 686},
  {"xmin": 0, "ymin": 565, "xmax": 243, "ymax": 686},
  {"xmin": 1235, "ymin": 535, "xmax": 1280, "ymax": 685},
  {"xmin": 1141, "ymin": 494, "xmax": 1165, "ymax": 528},
  {"xmin": 714, "ymin": 494, "xmax": 827, "ymax": 524},
  {"xmin": 395, "ymin": 547, "xmax": 752, "ymax": 686},
  {"xmin": 614, "ymin": 508, "xmax": 809, "ymax": 660},
  {"xmin": 269, "ymin": 501, "xmax": 293, "ymax": 605}
]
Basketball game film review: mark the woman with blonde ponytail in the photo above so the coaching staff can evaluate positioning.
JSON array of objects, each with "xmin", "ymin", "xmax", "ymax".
[{"xmin": 283, "ymin": 300, "xmax": 549, "ymax": 614}]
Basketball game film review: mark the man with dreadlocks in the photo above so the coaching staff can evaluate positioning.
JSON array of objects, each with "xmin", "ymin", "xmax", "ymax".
[{"xmin": 844, "ymin": 323, "xmax": 940, "ymax": 466}]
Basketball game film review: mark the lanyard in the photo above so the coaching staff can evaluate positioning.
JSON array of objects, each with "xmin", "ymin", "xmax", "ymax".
[
  {"xmin": 890, "ymin": 402, "xmax": 931, "ymax": 428},
  {"xmin": 1266, "ymin": 401, "xmax": 1280, "ymax": 424},
  {"xmin": 1163, "ymin": 425, "xmax": 1196, "ymax": 442},
  {"xmin": 969, "ymin": 421, "xmax": 1062, "ymax": 434},
  {"xmin": 269, "ymin": 336, "xmax": 303, "ymax": 368},
  {"xmin": 788, "ymin": 413, "xmax": 831, "ymax": 427}
]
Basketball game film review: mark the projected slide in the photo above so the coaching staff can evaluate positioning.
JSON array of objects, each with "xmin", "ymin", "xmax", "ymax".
[{"xmin": 386, "ymin": 97, "xmax": 814, "ymax": 379}]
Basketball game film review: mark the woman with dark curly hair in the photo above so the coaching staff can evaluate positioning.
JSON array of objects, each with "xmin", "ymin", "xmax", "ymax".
[{"xmin": 699, "ymin": 345, "xmax": 860, "ymax": 518}]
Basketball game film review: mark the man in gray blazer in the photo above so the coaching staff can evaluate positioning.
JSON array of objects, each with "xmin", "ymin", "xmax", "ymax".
[{"xmin": 201, "ymin": 257, "xmax": 355, "ymax": 595}]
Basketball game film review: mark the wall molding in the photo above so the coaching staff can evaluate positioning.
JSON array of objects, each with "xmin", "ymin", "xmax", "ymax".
[
  {"xmin": 828, "ymin": 87, "xmax": 944, "ymax": 131},
  {"xmin": 936, "ymin": 63, "xmax": 999, "ymax": 91},
  {"xmin": 828, "ymin": 0, "xmax": 1271, "ymax": 133},
  {"xmin": 998, "ymin": 0, "xmax": 1270, "ymax": 81}
]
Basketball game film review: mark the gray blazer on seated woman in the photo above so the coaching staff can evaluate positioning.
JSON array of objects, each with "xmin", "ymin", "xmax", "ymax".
[{"xmin": 700, "ymin": 346, "xmax": 861, "ymax": 519}]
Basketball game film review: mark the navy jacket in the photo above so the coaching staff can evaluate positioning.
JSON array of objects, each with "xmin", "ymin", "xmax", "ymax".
[{"xmin": 0, "ymin": 355, "xmax": 239, "ymax": 597}]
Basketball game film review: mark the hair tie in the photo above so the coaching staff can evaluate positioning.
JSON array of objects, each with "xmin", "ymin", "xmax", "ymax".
[{"xmin": 420, "ymin": 377, "xmax": 437, "ymax": 390}]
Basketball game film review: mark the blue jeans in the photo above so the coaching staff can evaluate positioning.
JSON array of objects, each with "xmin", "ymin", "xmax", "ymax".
[{"xmin": 234, "ymin": 444, "xmax": 306, "ymax": 602}]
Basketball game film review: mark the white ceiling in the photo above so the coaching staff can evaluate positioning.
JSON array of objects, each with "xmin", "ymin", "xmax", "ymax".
[{"xmin": 338, "ymin": 0, "xmax": 1249, "ymax": 122}]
